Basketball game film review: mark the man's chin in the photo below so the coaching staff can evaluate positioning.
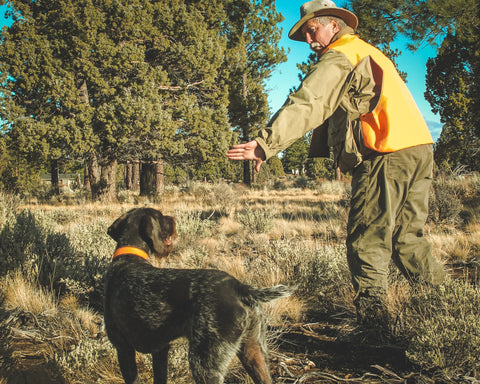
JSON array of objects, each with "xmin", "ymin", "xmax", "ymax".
[{"xmin": 310, "ymin": 43, "xmax": 323, "ymax": 52}]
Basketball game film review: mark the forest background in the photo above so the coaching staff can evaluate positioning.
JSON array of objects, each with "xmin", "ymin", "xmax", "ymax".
[
  {"xmin": 0, "ymin": 0, "xmax": 479, "ymax": 200},
  {"xmin": 1, "ymin": 1, "xmax": 480, "ymax": 382}
]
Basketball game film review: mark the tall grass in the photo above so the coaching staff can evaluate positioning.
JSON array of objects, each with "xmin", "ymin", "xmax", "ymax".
[
  {"xmin": 0, "ymin": 176, "xmax": 479, "ymax": 382},
  {"xmin": 2, "ymin": 272, "xmax": 56, "ymax": 314}
]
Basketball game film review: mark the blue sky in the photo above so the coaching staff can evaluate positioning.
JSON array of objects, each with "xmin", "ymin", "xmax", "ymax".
[
  {"xmin": 266, "ymin": 0, "xmax": 443, "ymax": 141},
  {"xmin": 1, "ymin": 2, "xmax": 443, "ymax": 140},
  {"xmin": 0, "ymin": 5, "xmax": 12, "ymax": 27}
]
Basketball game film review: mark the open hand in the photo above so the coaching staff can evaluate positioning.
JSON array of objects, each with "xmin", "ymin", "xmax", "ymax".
[{"xmin": 226, "ymin": 140, "xmax": 266, "ymax": 172}]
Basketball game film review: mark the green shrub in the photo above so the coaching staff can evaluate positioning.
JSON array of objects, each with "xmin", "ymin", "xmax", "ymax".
[
  {"xmin": 246, "ymin": 239, "xmax": 352, "ymax": 314},
  {"xmin": 56, "ymin": 338, "xmax": 119, "ymax": 383},
  {"xmin": 0, "ymin": 206, "xmax": 112, "ymax": 309},
  {"xmin": 209, "ymin": 182, "xmax": 238, "ymax": 208},
  {"xmin": 293, "ymin": 243, "xmax": 353, "ymax": 312},
  {"xmin": 403, "ymin": 280, "xmax": 480, "ymax": 377},
  {"xmin": 43, "ymin": 209, "xmax": 81, "ymax": 225},
  {"xmin": 273, "ymin": 179, "xmax": 288, "ymax": 190},
  {"xmin": 0, "ymin": 193, "xmax": 22, "ymax": 230},
  {"xmin": 175, "ymin": 210, "xmax": 216, "ymax": 238},
  {"xmin": 237, "ymin": 206, "xmax": 276, "ymax": 233},
  {"xmin": 293, "ymin": 176, "xmax": 309, "ymax": 189},
  {"xmin": 428, "ymin": 175, "xmax": 464, "ymax": 226},
  {"xmin": 180, "ymin": 245, "xmax": 213, "ymax": 269},
  {"xmin": 315, "ymin": 180, "xmax": 350, "ymax": 196},
  {"xmin": 182, "ymin": 181, "xmax": 238, "ymax": 208}
]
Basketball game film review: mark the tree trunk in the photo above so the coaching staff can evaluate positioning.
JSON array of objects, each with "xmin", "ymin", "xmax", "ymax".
[
  {"xmin": 50, "ymin": 159, "xmax": 60, "ymax": 195},
  {"xmin": 241, "ymin": 71, "xmax": 252, "ymax": 187},
  {"xmin": 140, "ymin": 160, "xmax": 163, "ymax": 197},
  {"xmin": 125, "ymin": 160, "xmax": 141, "ymax": 191},
  {"xmin": 84, "ymin": 161, "xmax": 90, "ymax": 191},
  {"xmin": 76, "ymin": 73, "xmax": 89, "ymax": 105},
  {"xmin": 125, "ymin": 161, "xmax": 133, "ymax": 190},
  {"xmin": 156, "ymin": 160, "xmax": 164, "ymax": 193},
  {"xmin": 87, "ymin": 154, "xmax": 117, "ymax": 201},
  {"xmin": 243, "ymin": 160, "xmax": 252, "ymax": 187},
  {"xmin": 95, "ymin": 159, "xmax": 117, "ymax": 202},
  {"xmin": 132, "ymin": 160, "xmax": 140, "ymax": 192},
  {"xmin": 85, "ymin": 153, "xmax": 99, "ymax": 194},
  {"xmin": 140, "ymin": 161, "xmax": 156, "ymax": 197}
]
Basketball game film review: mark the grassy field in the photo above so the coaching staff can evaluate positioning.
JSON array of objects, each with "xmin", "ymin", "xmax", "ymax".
[{"xmin": 0, "ymin": 174, "xmax": 479, "ymax": 383}]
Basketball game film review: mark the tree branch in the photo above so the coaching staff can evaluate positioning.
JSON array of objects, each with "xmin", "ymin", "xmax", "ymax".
[{"xmin": 158, "ymin": 80, "xmax": 204, "ymax": 91}]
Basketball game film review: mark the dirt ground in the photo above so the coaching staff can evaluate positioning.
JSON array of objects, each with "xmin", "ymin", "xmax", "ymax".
[
  {"xmin": 268, "ymin": 318, "xmax": 415, "ymax": 384},
  {"xmin": 1, "ymin": 311, "xmax": 413, "ymax": 384}
]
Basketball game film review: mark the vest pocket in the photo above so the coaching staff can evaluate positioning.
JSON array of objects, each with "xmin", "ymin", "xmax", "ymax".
[{"xmin": 330, "ymin": 115, "xmax": 367, "ymax": 173}]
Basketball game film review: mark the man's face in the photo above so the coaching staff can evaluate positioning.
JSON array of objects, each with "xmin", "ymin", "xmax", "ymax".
[{"xmin": 301, "ymin": 18, "xmax": 338, "ymax": 54}]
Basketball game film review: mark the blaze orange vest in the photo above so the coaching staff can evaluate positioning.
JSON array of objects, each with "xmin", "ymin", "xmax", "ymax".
[{"xmin": 326, "ymin": 34, "xmax": 433, "ymax": 153}]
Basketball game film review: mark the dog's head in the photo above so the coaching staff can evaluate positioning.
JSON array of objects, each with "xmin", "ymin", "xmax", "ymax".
[{"xmin": 108, "ymin": 208, "xmax": 177, "ymax": 258}]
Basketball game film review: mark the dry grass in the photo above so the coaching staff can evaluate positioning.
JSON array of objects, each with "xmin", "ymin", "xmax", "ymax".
[
  {"xmin": 217, "ymin": 216, "xmax": 242, "ymax": 236},
  {"xmin": 429, "ymin": 231, "xmax": 474, "ymax": 262},
  {"xmin": 1, "ymin": 176, "xmax": 479, "ymax": 382},
  {"xmin": 264, "ymin": 295, "xmax": 305, "ymax": 325},
  {"xmin": 2, "ymin": 272, "xmax": 56, "ymax": 314}
]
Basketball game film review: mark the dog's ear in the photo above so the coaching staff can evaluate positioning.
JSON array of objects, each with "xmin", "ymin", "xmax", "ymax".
[
  {"xmin": 107, "ymin": 211, "xmax": 131, "ymax": 241},
  {"xmin": 140, "ymin": 212, "xmax": 176, "ymax": 257}
]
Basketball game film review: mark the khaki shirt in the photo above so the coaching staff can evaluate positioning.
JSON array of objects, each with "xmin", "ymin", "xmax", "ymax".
[{"xmin": 255, "ymin": 27, "xmax": 432, "ymax": 172}]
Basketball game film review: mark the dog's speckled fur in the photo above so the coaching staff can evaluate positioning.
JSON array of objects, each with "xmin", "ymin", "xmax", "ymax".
[{"xmin": 104, "ymin": 208, "xmax": 293, "ymax": 384}]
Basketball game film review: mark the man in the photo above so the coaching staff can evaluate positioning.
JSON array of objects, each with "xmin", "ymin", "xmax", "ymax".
[{"xmin": 226, "ymin": 0, "xmax": 445, "ymax": 330}]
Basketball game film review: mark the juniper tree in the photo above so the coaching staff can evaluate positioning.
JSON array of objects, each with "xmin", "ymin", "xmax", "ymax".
[
  {"xmin": 349, "ymin": 0, "xmax": 480, "ymax": 171},
  {"xmin": 0, "ymin": 0, "xmax": 290, "ymax": 196},
  {"xmin": 225, "ymin": 0, "xmax": 287, "ymax": 186},
  {"xmin": 0, "ymin": 0, "xmax": 234, "ymax": 197},
  {"xmin": 426, "ymin": 33, "xmax": 479, "ymax": 170},
  {"xmin": 0, "ymin": 0, "xmax": 98, "ymax": 194}
]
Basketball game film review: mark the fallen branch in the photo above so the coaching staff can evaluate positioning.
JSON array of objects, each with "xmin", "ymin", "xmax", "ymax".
[{"xmin": 294, "ymin": 365, "xmax": 407, "ymax": 383}]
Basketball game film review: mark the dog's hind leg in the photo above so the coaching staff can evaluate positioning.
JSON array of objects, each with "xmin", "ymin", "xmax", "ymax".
[
  {"xmin": 237, "ymin": 338, "xmax": 271, "ymax": 384},
  {"xmin": 189, "ymin": 355, "xmax": 226, "ymax": 384},
  {"xmin": 189, "ymin": 341, "xmax": 237, "ymax": 384},
  {"xmin": 237, "ymin": 318, "xmax": 271, "ymax": 384},
  {"xmin": 116, "ymin": 346, "xmax": 139, "ymax": 384},
  {"xmin": 152, "ymin": 346, "xmax": 169, "ymax": 384}
]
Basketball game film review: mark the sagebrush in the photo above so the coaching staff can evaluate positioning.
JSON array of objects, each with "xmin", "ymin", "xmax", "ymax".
[{"xmin": 0, "ymin": 175, "xmax": 479, "ymax": 383}]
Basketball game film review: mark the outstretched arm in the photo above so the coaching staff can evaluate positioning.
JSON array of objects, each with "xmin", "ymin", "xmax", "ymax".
[{"xmin": 225, "ymin": 140, "xmax": 266, "ymax": 172}]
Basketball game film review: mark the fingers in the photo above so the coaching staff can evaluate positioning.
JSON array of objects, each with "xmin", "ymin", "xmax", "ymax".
[
  {"xmin": 225, "ymin": 147, "xmax": 251, "ymax": 161},
  {"xmin": 226, "ymin": 140, "xmax": 265, "ymax": 172},
  {"xmin": 225, "ymin": 142, "xmax": 256, "ymax": 161},
  {"xmin": 254, "ymin": 159, "xmax": 263, "ymax": 173}
]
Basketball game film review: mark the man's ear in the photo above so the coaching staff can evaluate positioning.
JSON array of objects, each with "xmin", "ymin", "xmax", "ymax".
[{"xmin": 107, "ymin": 211, "xmax": 131, "ymax": 241}]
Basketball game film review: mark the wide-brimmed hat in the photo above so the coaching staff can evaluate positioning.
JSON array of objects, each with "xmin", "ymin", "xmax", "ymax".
[{"xmin": 288, "ymin": 0, "xmax": 358, "ymax": 42}]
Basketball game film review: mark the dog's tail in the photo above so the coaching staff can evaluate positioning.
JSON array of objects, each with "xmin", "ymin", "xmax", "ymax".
[{"xmin": 239, "ymin": 284, "xmax": 295, "ymax": 306}]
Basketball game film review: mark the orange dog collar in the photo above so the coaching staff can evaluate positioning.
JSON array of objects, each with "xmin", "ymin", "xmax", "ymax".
[{"xmin": 112, "ymin": 246, "xmax": 149, "ymax": 261}]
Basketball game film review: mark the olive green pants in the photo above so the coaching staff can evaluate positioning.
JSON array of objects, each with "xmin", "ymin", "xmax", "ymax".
[{"xmin": 346, "ymin": 144, "xmax": 446, "ymax": 302}]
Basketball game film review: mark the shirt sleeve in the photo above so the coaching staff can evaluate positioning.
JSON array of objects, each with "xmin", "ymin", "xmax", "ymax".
[{"xmin": 255, "ymin": 50, "xmax": 353, "ymax": 160}]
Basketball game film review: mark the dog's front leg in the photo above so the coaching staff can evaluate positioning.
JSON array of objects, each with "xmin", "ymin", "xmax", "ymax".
[
  {"xmin": 152, "ymin": 346, "xmax": 169, "ymax": 384},
  {"xmin": 117, "ymin": 346, "xmax": 139, "ymax": 384}
]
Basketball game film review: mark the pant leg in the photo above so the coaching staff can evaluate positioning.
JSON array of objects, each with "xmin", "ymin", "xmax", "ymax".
[
  {"xmin": 347, "ymin": 144, "xmax": 446, "ymax": 301},
  {"xmin": 390, "ymin": 145, "xmax": 446, "ymax": 285},
  {"xmin": 347, "ymin": 151, "xmax": 395, "ymax": 300}
]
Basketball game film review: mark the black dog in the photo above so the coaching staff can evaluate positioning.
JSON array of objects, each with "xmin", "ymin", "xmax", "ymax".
[{"xmin": 104, "ymin": 207, "xmax": 293, "ymax": 384}]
